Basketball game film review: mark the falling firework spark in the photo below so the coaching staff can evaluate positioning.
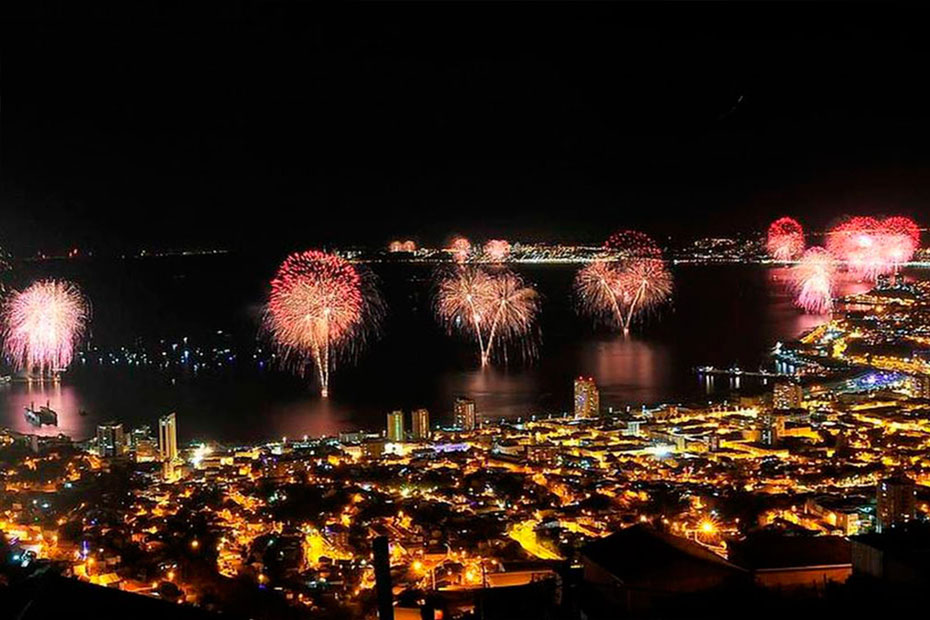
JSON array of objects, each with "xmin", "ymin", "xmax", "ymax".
[
  {"xmin": 2, "ymin": 280, "xmax": 90, "ymax": 376},
  {"xmin": 448, "ymin": 237, "xmax": 472, "ymax": 263},
  {"xmin": 483, "ymin": 239, "xmax": 511, "ymax": 262},
  {"xmin": 434, "ymin": 266, "xmax": 539, "ymax": 366},
  {"xmin": 574, "ymin": 260, "xmax": 625, "ymax": 331},
  {"xmin": 766, "ymin": 217, "xmax": 805, "ymax": 261},
  {"xmin": 264, "ymin": 250, "xmax": 382, "ymax": 397},
  {"xmin": 791, "ymin": 247, "xmax": 835, "ymax": 314},
  {"xmin": 605, "ymin": 230, "xmax": 663, "ymax": 259},
  {"xmin": 617, "ymin": 258, "xmax": 673, "ymax": 331}
]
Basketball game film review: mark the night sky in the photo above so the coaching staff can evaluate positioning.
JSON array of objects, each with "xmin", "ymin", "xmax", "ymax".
[{"xmin": 4, "ymin": 3, "xmax": 930, "ymax": 255}]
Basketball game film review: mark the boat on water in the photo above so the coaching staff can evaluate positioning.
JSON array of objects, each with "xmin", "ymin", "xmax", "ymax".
[{"xmin": 24, "ymin": 402, "xmax": 58, "ymax": 427}]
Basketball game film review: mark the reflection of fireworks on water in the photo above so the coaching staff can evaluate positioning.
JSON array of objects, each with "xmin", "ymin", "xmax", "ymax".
[
  {"xmin": 483, "ymin": 239, "xmax": 511, "ymax": 262},
  {"xmin": 434, "ymin": 266, "xmax": 539, "ymax": 366},
  {"xmin": 2, "ymin": 280, "xmax": 90, "ymax": 376},
  {"xmin": 791, "ymin": 247, "xmax": 835, "ymax": 314},
  {"xmin": 574, "ymin": 261, "xmax": 625, "ymax": 331},
  {"xmin": 766, "ymin": 217, "xmax": 805, "ymax": 261},
  {"xmin": 605, "ymin": 230, "xmax": 662, "ymax": 259},
  {"xmin": 264, "ymin": 250, "xmax": 383, "ymax": 397},
  {"xmin": 448, "ymin": 237, "xmax": 472, "ymax": 263}
]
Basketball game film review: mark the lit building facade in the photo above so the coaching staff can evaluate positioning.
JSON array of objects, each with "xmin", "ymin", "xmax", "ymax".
[
  {"xmin": 454, "ymin": 397, "xmax": 477, "ymax": 431},
  {"xmin": 411, "ymin": 408, "xmax": 430, "ymax": 440},
  {"xmin": 387, "ymin": 410, "xmax": 405, "ymax": 442},
  {"xmin": 159, "ymin": 412, "xmax": 179, "ymax": 479},
  {"xmin": 96, "ymin": 421, "xmax": 127, "ymax": 458},
  {"xmin": 877, "ymin": 475, "xmax": 916, "ymax": 532},
  {"xmin": 574, "ymin": 377, "xmax": 599, "ymax": 419}
]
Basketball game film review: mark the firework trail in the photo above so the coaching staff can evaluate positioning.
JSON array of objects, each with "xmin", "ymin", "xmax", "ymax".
[
  {"xmin": 577, "ymin": 230, "xmax": 672, "ymax": 334},
  {"xmin": 574, "ymin": 260, "xmax": 625, "ymax": 330},
  {"xmin": 483, "ymin": 239, "xmax": 511, "ymax": 262},
  {"xmin": 264, "ymin": 250, "xmax": 383, "ymax": 397},
  {"xmin": 790, "ymin": 247, "xmax": 835, "ymax": 314},
  {"xmin": 448, "ymin": 237, "xmax": 472, "ymax": 263},
  {"xmin": 2, "ymin": 280, "xmax": 90, "ymax": 376},
  {"xmin": 434, "ymin": 266, "xmax": 539, "ymax": 367},
  {"xmin": 766, "ymin": 217, "xmax": 805, "ymax": 261}
]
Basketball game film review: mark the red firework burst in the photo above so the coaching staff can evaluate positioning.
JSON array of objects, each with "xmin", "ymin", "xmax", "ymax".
[
  {"xmin": 766, "ymin": 217, "xmax": 805, "ymax": 261},
  {"xmin": 826, "ymin": 216, "xmax": 885, "ymax": 280},
  {"xmin": 483, "ymin": 239, "xmax": 511, "ymax": 262},
  {"xmin": 880, "ymin": 216, "xmax": 920, "ymax": 268},
  {"xmin": 605, "ymin": 230, "xmax": 662, "ymax": 259},
  {"xmin": 265, "ymin": 250, "xmax": 382, "ymax": 397}
]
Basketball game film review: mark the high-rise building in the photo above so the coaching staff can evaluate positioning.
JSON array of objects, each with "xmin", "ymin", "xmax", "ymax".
[
  {"xmin": 773, "ymin": 380, "xmax": 803, "ymax": 410},
  {"xmin": 96, "ymin": 421, "xmax": 127, "ymax": 458},
  {"xmin": 411, "ymin": 408, "xmax": 430, "ymax": 440},
  {"xmin": 574, "ymin": 377, "xmax": 599, "ymax": 419},
  {"xmin": 759, "ymin": 411, "xmax": 785, "ymax": 446},
  {"xmin": 386, "ymin": 410, "xmax": 405, "ymax": 442},
  {"xmin": 454, "ymin": 397, "xmax": 477, "ymax": 431},
  {"xmin": 158, "ymin": 412, "xmax": 179, "ymax": 464},
  {"xmin": 877, "ymin": 474, "xmax": 916, "ymax": 532}
]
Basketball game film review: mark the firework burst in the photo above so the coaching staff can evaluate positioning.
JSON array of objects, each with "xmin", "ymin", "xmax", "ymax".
[
  {"xmin": 574, "ymin": 260, "xmax": 625, "ymax": 330},
  {"xmin": 605, "ymin": 230, "xmax": 662, "ymax": 259},
  {"xmin": 2, "ymin": 280, "xmax": 90, "ymax": 376},
  {"xmin": 880, "ymin": 216, "xmax": 920, "ymax": 270},
  {"xmin": 790, "ymin": 247, "xmax": 835, "ymax": 314},
  {"xmin": 766, "ymin": 217, "xmax": 805, "ymax": 261},
  {"xmin": 448, "ymin": 236, "xmax": 472, "ymax": 263},
  {"xmin": 827, "ymin": 216, "xmax": 921, "ymax": 280},
  {"xmin": 617, "ymin": 258, "xmax": 673, "ymax": 330},
  {"xmin": 434, "ymin": 266, "xmax": 539, "ymax": 366},
  {"xmin": 264, "ymin": 250, "xmax": 382, "ymax": 397},
  {"xmin": 483, "ymin": 239, "xmax": 511, "ymax": 262}
]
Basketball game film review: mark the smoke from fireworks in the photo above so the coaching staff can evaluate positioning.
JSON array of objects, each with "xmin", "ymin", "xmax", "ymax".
[
  {"xmin": 2, "ymin": 280, "xmax": 90, "ymax": 376},
  {"xmin": 434, "ymin": 266, "xmax": 539, "ymax": 366},
  {"xmin": 448, "ymin": 237, "xmax": 472, "ymax": 263},
  {"xmin": 264, "ymin": 250, "xmax": 382, "ymax": 397},
  {"xmin": 483, "ymin": 239, "xmax": 511, "ymax": 262},
  {"xmin": 766, "ymin": 217, "xmax": 805, "ymax": 261},
  {"xmin": 790, "ymin": 247, "xmax": 835, "ymax": 314},
  {"xmin": 826, "ymin": 216, "xmax": 920, "ymax": 280}
]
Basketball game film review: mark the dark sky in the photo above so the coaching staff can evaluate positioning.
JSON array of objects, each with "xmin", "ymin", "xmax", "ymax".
[{"xmin": 4, "ymin": 3, "xmax": 930, "ymax": 255}]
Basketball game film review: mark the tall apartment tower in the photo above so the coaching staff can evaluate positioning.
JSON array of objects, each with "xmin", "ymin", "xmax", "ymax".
[
  {"xmin": 159, "ymin": 412, "xmax": 179, "ymax": 463},
  {"xmin": 877, "ymin": 474, "xmax": 917, "ymax": 532},
  {"xmin": 386, "ymin": 410, "xmax": 405, "ymax": 442},
  {"xmin": 96, "ymin": 421, "xmax": 127, "ymax": 458},
  {"xmin": 574, "ymin": 377, "xmax": 600, "ymax": 419},
  {"xmin": 454, "ymin": 397, "xmax": 477, "ymax": 431},
  {"xmin": 411, "ymin": 408, "xmax": 430, "ymax": 440}
]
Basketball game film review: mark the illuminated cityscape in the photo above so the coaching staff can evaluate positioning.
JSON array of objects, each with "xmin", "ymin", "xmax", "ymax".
[{"xmin": 7, "ymin": 4, "xmax": 930, "ymax": 619}]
